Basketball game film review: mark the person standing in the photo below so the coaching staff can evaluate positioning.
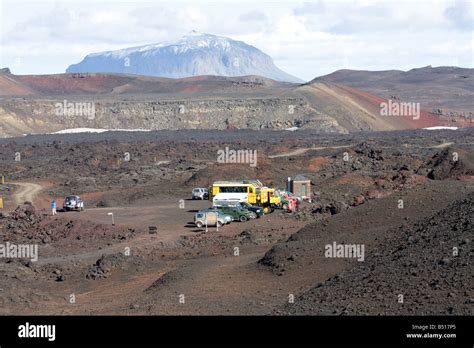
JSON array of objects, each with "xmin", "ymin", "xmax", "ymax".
[{"xmin": 51, "ymin": 199, "xmax": 57, "ymax": 215}]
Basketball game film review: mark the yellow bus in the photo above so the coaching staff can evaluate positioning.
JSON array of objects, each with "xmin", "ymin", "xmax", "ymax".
[{"xmin": 209, "ymin": 180, "xmax": 280, "ymax": 213}]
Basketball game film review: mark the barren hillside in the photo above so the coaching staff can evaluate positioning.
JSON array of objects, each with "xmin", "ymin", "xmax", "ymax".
[{"xmin": 0, "ymin": 70, "xmax": 467, "ymax": 137}]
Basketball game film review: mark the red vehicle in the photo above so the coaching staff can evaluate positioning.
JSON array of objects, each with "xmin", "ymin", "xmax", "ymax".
[{"xmin": 279, "ymin": 191, "xmax": 299, "ymax": 212}]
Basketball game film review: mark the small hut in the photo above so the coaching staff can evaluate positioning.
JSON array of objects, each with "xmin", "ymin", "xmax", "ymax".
[{"xmin": 289, "ymin": 175, "xmax": 312, "ymax": 201}]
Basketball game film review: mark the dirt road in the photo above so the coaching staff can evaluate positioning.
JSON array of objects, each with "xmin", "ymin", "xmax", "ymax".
[
  {"xmin": 268, "ymin": 144, "xmax": 353, "ymax": 158},
  {"xmin": 10, "ymin": 182, "xmax": 43, "ymax": 205}
]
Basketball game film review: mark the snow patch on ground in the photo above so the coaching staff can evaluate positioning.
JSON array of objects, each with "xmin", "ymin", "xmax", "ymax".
[{"xmin": 423, "ymin": 126, "xmax": 458, "ymax": 130}]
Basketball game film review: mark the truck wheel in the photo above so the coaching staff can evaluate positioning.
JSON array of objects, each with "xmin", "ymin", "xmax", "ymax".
[
  {"xmin": 239, "ymin": 216, "xmax": 248, "ymax": 222},
  {"xmin": 196, "ymin": 221, "xmax": 203, "ymax": 228},
  {"xmin": 217, "ymin": 221, "xmax": 223, "ymax": 227}
]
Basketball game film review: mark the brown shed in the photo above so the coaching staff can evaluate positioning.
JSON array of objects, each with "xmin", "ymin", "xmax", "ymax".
[{"xmin": 289, "ymin": 175, "xmax": 312, "ymax": 201}]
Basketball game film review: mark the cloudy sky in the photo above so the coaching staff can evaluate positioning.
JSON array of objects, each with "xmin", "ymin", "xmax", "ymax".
[{"xmin": 0, "ymin": 0, "xmax": 472, "ymax": 81}]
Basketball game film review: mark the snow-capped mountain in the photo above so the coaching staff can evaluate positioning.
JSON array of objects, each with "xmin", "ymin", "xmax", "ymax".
[{"xmin": 66, "ymin": 32, "xmax": 303, "ymax": 83}]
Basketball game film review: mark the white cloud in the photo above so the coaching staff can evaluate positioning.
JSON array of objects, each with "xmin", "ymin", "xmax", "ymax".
[{"xmin": 0, "ymin": 0, "xmax": 472, "ymax": 80}]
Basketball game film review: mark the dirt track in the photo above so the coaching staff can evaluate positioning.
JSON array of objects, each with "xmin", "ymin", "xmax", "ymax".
[
  {"xmin": 268, "ymin": 144, "xmax": 353, "ymax": 158},
  {"xmin": 10, "ymin": 182, "xmax": 43, "ymax": 205}
]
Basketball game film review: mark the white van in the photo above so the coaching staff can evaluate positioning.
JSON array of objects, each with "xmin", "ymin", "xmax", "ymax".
[
  {"xmin": 194, "ymin": 211, "xmax": 225, "ymax": 228},
  {"xmin": 192, "ymin": 188, "xmax": 209, "ymax": 200}
]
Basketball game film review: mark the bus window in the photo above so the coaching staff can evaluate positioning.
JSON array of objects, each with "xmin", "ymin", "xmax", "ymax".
[{"xmin": 219, "ymin": 186, "xmax": 247, "ymax": 193}]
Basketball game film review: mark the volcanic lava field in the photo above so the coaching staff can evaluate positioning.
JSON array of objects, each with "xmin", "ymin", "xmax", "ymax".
[{"xmin": 0, "ymin": 128, "xmax": 472, "ymax": 315}]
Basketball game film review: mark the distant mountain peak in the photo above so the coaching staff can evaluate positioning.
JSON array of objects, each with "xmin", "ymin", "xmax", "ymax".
[
  {"xmin": 183, "ymin": 30, "xmax": 208, "ymax": 38},
  {"xmin": 67, "ymin": 33, "xmax": 303, "ymax": 83}
]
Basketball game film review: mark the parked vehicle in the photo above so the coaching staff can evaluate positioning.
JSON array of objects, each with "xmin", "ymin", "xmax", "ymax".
[
  {"xmin": 211, "ymin": 206, "xmax": 256, "ymax": 222},
  {"xmin": 213, "ymin": 199, "xmax": 264, "ymax": 218},
  {"xmin": 199, "ymin": 209, "xmax": 233, "ymax": 224},
  {"xmin": 277, "ymin": 190, "xmax": 301, "ymax": 212},
  {"xmin": 63, "ymin": 195, "xmax": 84, "ymax": 212},
  {"xmin": 287, "ymin": 191, "xmax": 303, "ymax": 204},
  {"xmin": 192, "ymin": 187, "xmax": 209, "ymax": 200},
  {"xmin": 279, "ymin": 190, "xmax": 302, "ymax": 204},
  {"xmin": 282, "ymin": 197, "xmax": 297, "ymax": 212},
  {"xmin": 209, "ymin": 180, "xmax": 280, "ymax": 213},
  {"xmin": 194, "ymin": 211, "xmax": 226, "ymax": 228},
  {"xmin": 238, "ymin": 201, "xmax": 264, "ymax": 218},
  {"xmin": 280, "ymin": 196, "xmax": 295, "ymax": 211}
]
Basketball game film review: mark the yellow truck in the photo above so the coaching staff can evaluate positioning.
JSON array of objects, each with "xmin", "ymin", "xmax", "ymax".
[{"xmin": 209, "ymin": 180, "xmax": 281, "ymax": 213}]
